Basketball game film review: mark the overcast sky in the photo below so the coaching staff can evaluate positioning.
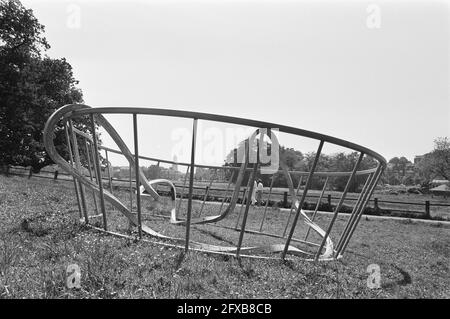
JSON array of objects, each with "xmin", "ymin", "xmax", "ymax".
[{"xmin": 23, "ymin": 0, "xmax": 449, "ymax": 166}]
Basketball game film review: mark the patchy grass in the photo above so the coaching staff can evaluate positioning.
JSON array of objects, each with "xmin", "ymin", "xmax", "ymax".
[
  {"xmin": 8, "ymin": 167, "xmax": 450, "ymax": 220},
  {"xmin": 0, "ymin": 175, "xmax": 449, "ymax": 299}
]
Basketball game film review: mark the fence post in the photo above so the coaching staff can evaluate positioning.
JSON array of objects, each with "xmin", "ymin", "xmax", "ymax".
[
  {"xmin": 283, "ymin": 191, "xmax": 288, "ymax": 208},
  {"xmin": 328, "ymin": 194, "xmax": 332, "ymax": 206},
  {"xmin": 425, "ymin": 201, "xmax": 430, "ymax": 219},
  {"xmin": 374, "ymin": 197, "xmax": 379, "ymax": 214},
  {"xmin": 6, "ymin": 165, "xmax": 10, "ymax": 177},
  {"xmin": 54, "ymin": 170, "xmax": 59, "ymax": 180},
  {"xmin": 28, "ymin": 167, "xmax": 33, "ymax": 179}
]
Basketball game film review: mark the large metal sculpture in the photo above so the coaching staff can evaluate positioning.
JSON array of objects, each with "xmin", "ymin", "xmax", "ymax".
[{"xmin": 43, "ymin": 104, "xmax": 386, "ymax": 261}]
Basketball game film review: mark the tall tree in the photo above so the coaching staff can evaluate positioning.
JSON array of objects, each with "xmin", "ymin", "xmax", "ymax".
[
  {"xmin": 0, "ymin": 0, "xmax": 93, "ymax": 172},
  {"xmin": 389, "ymin": 157, "xmax": 400, "ymax": 170},
  {"xmin": 398, "ymin": 156, "xmax": 410, "ymax": 176},
  {"xmin": 417, "ymin": 137, "xmax": 450, "ymax": 181}
]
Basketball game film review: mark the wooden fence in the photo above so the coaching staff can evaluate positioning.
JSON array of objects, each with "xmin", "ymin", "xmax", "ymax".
[{"xmin": 4, "ymin": 165, "xmax": 450, "ymax": 220}]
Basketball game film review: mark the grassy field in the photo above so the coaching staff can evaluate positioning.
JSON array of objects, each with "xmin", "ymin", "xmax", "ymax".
[
  {"xmin": 8, "ymin": 166, "xmax": 450, "ymax": 221},
  {"xmin": 111, "ymin": 178, "xmax": 450, "ymax": 220},
  {"xmin": 0, "ymin": 175, "xmax": 449, "ymax": 298}
]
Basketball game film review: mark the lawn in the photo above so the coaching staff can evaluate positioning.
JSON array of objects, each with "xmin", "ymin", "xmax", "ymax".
[
  {"xmin": 0, "ymin": 175, "xmax": 448, "ymax": 298},
  {"xmin": 110, "ymin": 177, "xmax": 450, "ymax": 220},
  {"xmin": 9, "ymin": 165, "xmax": 450, "ymax": 221}
]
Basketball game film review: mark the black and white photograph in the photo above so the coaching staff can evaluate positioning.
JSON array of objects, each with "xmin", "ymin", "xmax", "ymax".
[{"xmin": 0, "ymin": 0, "xmax": 448, "ymax": 304}]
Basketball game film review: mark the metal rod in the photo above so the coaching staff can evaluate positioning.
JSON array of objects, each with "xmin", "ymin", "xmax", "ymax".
[
  {"xmin": 68, "ymin": 119, "xmax": 88, "ymax": 223},
  {"xmin": 125, "ymin": 162, "xmax": 133, "ymax": 233},
  {"xmin": 282, "ymin": 200, "xmax": 296, "ymax": 238},
  {"xmin": 68, "ymin": 106, "xmax": 388, "ymax": 169},
  {"xmin": 129, "ymin": 162, "xmax": 133, "ymax": 221},
  {"xmin": 340, "ymin": 167, "xmax": 382, "ymax": 254},
  {"xmin": 90, "ymin": 114, "xmax": 108, "ymax": 230},
  {"xmin": 105, "ymin": 149, "xmax": 114, "ymax": 194},
  {"xmin": 88, "ymin": 142, "xmax": 99, "ymax": 183},
  {"xmin": 133, "ymin": 114, "xmax": 142, "ymax": 239},
  {"xmin": 154, "ymin": 161, "xmax": 160, "ymax": 192},
  {"xmin": 235, "ymin": 162, "xmax": 252, "ymax": 229},
  {"xmin": 335, "ymin": 171, "xmax": 373, "ymax": 254},
  {"xmin": 177, "ymin": 166, "xmax": 190, "ymax": 213},
  {"xmin": 282, "ymin": 140, "xmax": 324, "ymax": 260},
  {"xmin": 88, "ymin": 141, "xmax": 101, "ymax": 215},
  {"xmin": 185, "ymin": 119, "xmax": 198, "ymax": 252},
  {"xmin": 199, "ymin": 169, "xmax": 216, "ymax": 217},
  {"xmin": 105, "ymin": 149, "xmax": 115, "ymax": 213},
  {"xmin": 282, "ymin": 171, "xmax": 304, "ymax": 237},
  {"xmin": 282, "ymin": 169, "xmax": 306, "ymax": 237},
  {"xmin": 296, "ymin": 176, "xmax": 303, "ymax": 196},
  {"xmin": 95, "ymin": 142, "xmax": 380, "ymax": 177},
  {"xmin": 85, "ymin": 140, "xmax": 98, "ymax": 214},
  {"xmin": 314, "ymin": 152, "xmax": 364, "ymax": 261},
  {"xmin": 235, "ymin": 189, "xmax": 248, "ymax": 229},
  {"xmin": 304, "ymin": 176, "xmax": 329, "ymax": 241},
  {"xmin": 339, "ymin": 165, "xmax": 383, "ymax": 255},
  {"xmin": 219, "ymin": 168, "xmax": 235, "ymax": 214},
  {"xmin": 259, "ymin": 172, "xmax": 276, "ymax": 232},
  {"xmin": 64, "ymin": 122, "xmax": 83, "ymax": 219},
  {"xmin": 236, "ymin": 162, "xmax": 258, "ymax": 258}
]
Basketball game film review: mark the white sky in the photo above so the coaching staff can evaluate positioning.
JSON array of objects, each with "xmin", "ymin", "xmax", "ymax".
[{"xmin": 23, "ymin": 0, "xmax": 449, "ymax": 166}]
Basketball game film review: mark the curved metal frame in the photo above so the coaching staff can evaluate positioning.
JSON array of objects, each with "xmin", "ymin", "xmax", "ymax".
[{"xmin": 43, "ymin": 104, "xmax": 386, "ymax": 261}]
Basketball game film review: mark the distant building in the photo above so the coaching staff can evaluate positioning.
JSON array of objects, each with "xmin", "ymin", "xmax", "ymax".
[
  {"xmin": 414, "ymin": 155, "xmax": 424, "ymax": 165},
  {"xmin": 431, "ymin": 179, "xmax": 450, "ymax": 187},
  {"xmin": 414, "ymin": 153, "xmax": 434, "ymax": 165},
  {"xmin": 430, "ymin": 184, "xmax": 450, "ymax": 197}
]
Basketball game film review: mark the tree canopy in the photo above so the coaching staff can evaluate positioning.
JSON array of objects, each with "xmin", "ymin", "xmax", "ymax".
[
  {"xmin": 223, "ymin": 138, "xmax": 378, "ymax": 192},
  {"xmin": 417, "ymin": 137, "xmax": 450, "ymax": 181},
  {"xmin": 0, "ymin": 0, "xmax": 92, "ymax": 172}
]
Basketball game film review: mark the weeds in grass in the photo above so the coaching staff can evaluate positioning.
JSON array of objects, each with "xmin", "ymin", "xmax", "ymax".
[
  {"xmin": 0, "ymin": 233, "xmax": 19, "ymax": 275},
  {"xmin": 0, "ymin": 175, "xmax": 449, "ymax": 298}
]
